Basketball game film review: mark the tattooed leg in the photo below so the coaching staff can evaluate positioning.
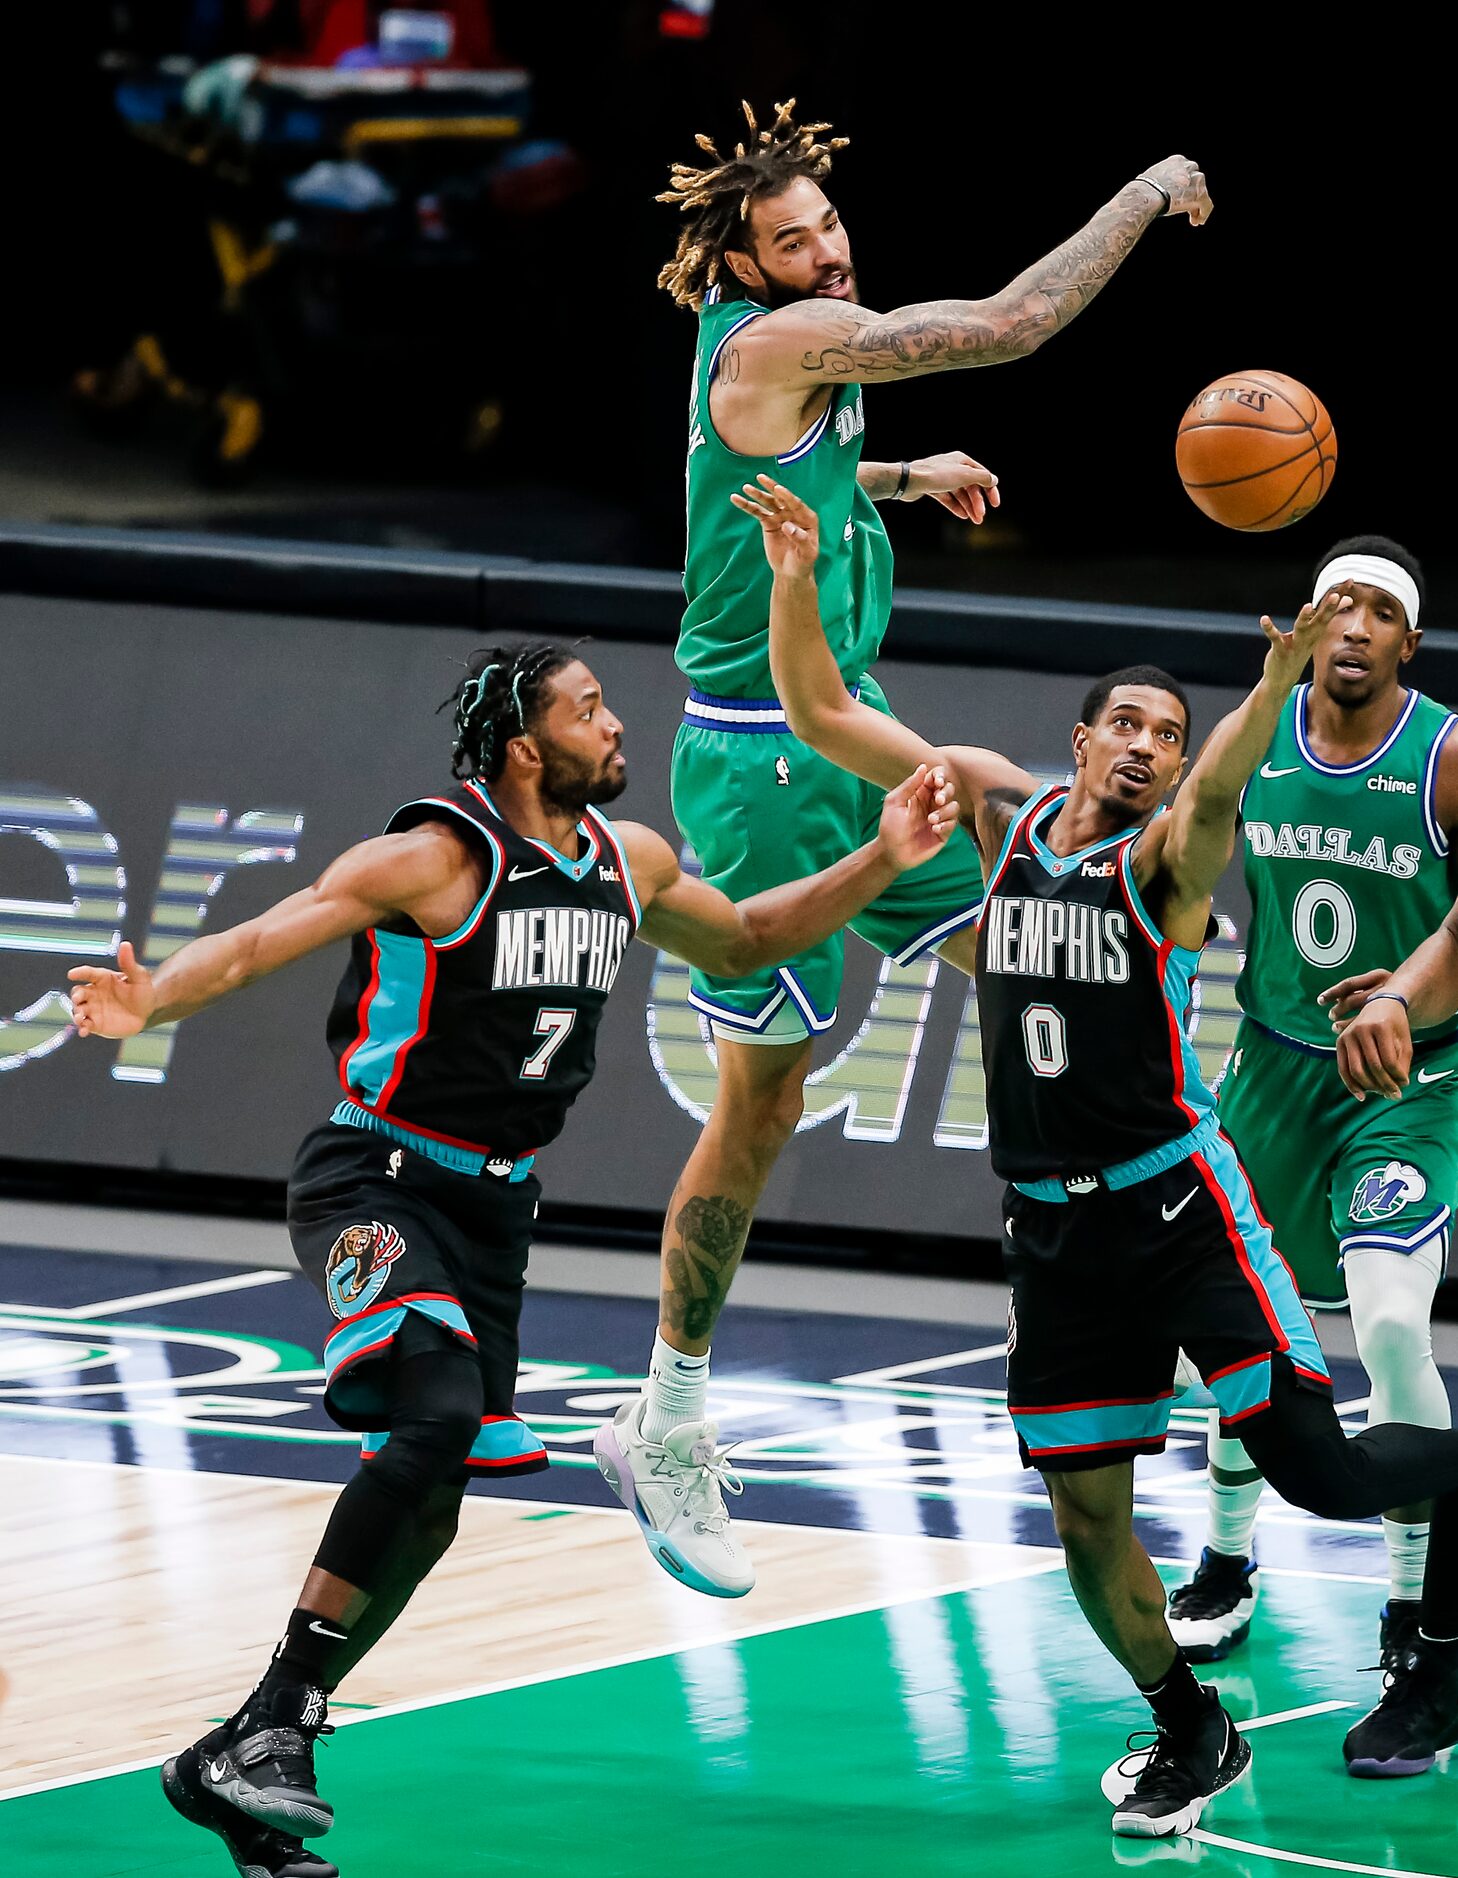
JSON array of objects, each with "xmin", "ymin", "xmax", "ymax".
[{"xmin": 659, "ymin": 1035, "xmax": 813, "ymax": 1353}]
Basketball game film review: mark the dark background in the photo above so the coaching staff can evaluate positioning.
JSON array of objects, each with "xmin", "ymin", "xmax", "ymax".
[{"xmin": 0, "ymin": 6, "xmax": 1445, "ymax": 619}]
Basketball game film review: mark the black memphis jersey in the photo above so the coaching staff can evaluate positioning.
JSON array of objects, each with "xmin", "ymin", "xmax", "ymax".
[
  {"xmin": 328, "ymin": 780, "xmax": 639, "ymax": 1157},
  {"xmin": 974, "ymin": 785, "xmax": 1215, "ymax": 1183}
]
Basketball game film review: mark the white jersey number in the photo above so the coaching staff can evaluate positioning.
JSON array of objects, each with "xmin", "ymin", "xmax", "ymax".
[
  {"xmin": 521, "ymin": 1008, "xmax": 576, "ymax": 1081},
  {"xmin": 1021, "ymin": 1002, "xmax": 1069, "ymax": 1079},
  {"xmin": 1291, "ymin": 878, "xmax": 1357, "ymax": 969}
]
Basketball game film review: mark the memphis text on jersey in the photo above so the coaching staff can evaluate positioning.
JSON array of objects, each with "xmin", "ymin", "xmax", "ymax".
[
  {"xmin": 980, "ymin": 893, "xmax": 1132, "ymax": 984},
  {"xmin": 491, "ymin": 906, "xmax": 633, "ymax": 994}
]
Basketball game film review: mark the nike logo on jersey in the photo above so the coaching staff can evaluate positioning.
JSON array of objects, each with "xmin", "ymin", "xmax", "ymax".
[
  {"xmin": 1418, "ymin": 1068, "xmax": 1455, "ymax": 1083},
  {"xmin": 1259, "ymin": 762, "xmax": 1300, "ymax": 778},
  {"xmin": 1162, "ymin": 1187, "xmax": 1198, "ymax": 1221},
  {"xmin": 509, "ymin": 864, "xmax": 548, "ymax": 881}
]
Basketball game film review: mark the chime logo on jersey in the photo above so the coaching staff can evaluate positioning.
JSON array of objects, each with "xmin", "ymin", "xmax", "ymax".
[
  {"xmin": 1350, "ymin": 1160, "xmax": 1428, "ymax": 1225},
  {"xmin": 491, "ymin": 907, "xmax": 631, "ymax": 993},
  {"xmin": 325, "ymin": 1220, "xmax": 407, "ymax": 1318},
  {"xmin": 981, "ymin": 896, "xmax": 1130, "ymax": 983}
]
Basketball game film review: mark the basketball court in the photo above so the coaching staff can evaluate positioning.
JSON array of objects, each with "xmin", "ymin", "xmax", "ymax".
[{"xmin": 3, "ymin": 1201, "xmax": 1456, "ymax": 1878}]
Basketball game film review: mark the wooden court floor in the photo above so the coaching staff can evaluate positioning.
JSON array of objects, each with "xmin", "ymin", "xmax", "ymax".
[{"xmin": 3, "ymin": 1241, "xmax": 1457, "ymax": 1876}]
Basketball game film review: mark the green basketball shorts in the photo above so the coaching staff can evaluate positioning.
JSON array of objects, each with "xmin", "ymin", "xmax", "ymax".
[
  {"xmin": 670, "ymin": 672, "xmax": 984, "ymax": 1042},
  {"xmin": 1217, "ymin": 1016, "xmax": 1458, "ymax": 1307}
]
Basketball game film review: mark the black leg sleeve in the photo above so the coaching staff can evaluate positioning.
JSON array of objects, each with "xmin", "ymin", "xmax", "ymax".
[
  {"xmin": 313, "ymin": 1314, "xmax": 483, "ymax": 1593},
  {"xmin": 1238, "ymin": 1360, "xmax": 1458, "ymax": 1522}
]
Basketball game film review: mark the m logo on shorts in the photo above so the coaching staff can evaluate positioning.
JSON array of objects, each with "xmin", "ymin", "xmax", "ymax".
[
  {"xmin": 325, "ymin": 1220, "xmax": 407, "ymax": 1318},
  {"xmin": 1350, "ymin": 1160, "xmax": 1428, "ymax": 1225}
]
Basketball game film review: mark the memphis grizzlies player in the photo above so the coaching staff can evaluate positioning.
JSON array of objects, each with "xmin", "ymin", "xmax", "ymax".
[
  {"xmin": 743, "ymin": 476, "xmax": 1458, "ymax": 1840},
  {"xmin": 68, "ymin": 640, "xmax": 957, "ymax": 1878}
]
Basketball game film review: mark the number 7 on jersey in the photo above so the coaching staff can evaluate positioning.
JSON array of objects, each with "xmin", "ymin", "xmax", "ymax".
[{"xmin": 521, "ymin": 1008, "xmax": 576, "ymax": 1080}]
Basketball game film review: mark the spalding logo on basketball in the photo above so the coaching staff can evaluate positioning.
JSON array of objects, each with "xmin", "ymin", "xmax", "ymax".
[{"xmin": 1176, "ymin": 370, "xmax": 1337, "ymax": 531}]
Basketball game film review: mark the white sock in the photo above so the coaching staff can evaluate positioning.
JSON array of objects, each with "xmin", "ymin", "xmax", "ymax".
[
  {"xmin": 1382, "ymin": 1517, "xmax": 1430, "ymax": 1606},
  {"xmin": 642, "ymin": 1334, "xmax": 710, "ymax": 1443},
  {"xmin": 1206, "ymin": 1418, "xmax": 1263, "ymax": 1560}
]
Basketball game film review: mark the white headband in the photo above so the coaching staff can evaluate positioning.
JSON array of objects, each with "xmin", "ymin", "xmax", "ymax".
[{"xmin": 1312, "ymin": 553, "xmax": 1420, "ymax": 631}]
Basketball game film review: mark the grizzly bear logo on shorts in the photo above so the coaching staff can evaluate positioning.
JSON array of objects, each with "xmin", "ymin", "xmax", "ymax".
[{"xmin": 325, "ymin": 1220, "xmax": 407, "ymax": 1319}]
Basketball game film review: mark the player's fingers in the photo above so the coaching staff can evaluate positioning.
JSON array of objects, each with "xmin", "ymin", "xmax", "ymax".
[
  {"xmin": 1257, "ymin": 615, "xmax": 1281, "ymax": 647},
  {"xmin": 888, "ymin": 763, "xmax": 928, "ymax": 805},
  {"xmin": 67, "ymin": 965, "xmax": 106, "ymax": 984},
  {"xmin": 965, "ymin": 487, "xmax": 986, "ymax": 524},
  {"xmin": 1336, "ymin": 1038, "xmax": 1366, "ymax": 1101},
  {"xmin": 729, "ymin": 492, "xmax": 771, "ymax": 520}
]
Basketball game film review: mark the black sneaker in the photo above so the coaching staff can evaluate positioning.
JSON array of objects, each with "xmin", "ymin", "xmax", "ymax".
[
  {"xmin": 1166, "ymin": 1549, "xmax": 1258, "ymax": 1663},
  {"xmin": 195, "ymin": 1683, "xmax": 335, "ymax": 1837},
  {"xmin": 1344, "ymin": 1604, "xmax": 1458, "ymax": 1778},
  {"xmin": 1111, "ymin": 1693, "xmax": 1251, "ymax": 1838},
  {"xmin": 162, "ymin": 1745, "xmax": 339, "ymax": 1877}
]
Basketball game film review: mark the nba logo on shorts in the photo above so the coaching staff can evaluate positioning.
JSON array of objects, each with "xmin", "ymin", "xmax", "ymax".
[{"xmin": 325, "ymin": 1220, "xmax": 407, "ymax": 1318}]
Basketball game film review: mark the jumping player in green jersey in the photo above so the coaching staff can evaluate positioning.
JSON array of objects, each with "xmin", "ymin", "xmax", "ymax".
[
  {"xmin": 601, "ymin": 101, "xmax": 1211, "ymax": 1596},
  {"xmin": 1165, "ymin": 536, "xmax": 1458, "ymax": 1779}
]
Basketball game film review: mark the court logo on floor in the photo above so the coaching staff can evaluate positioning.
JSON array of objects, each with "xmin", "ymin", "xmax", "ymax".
[{"xmin": 325, "ymin": 1220, "xmax": 407, "ymax": 1318}]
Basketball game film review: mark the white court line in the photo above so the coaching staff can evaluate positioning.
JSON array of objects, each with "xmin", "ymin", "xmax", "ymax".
[
  {"xmin": 1239, "ymin": 1700, "xmax": 1352, "ymax": 1731},
  {"xmin": 0, "ymin": 1270, "xmax": 293, "ymax": 1321},
  {"xmin": 0, "ymin": 1546, "xmax": 1071, "ymax": 1802},
  {"xmin": 1190, "ymin": 1828, "xmax": 1451, "ymax": 1876},
  {"xmin": 835, "ymin": 1345, "xmax": 1010, "ymax": 1385}
]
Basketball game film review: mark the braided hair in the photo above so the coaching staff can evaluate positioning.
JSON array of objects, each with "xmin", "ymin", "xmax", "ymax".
[
  {"xmin": 441, "ymin": 643, "xmax": 578, "ymax": 782},
  {"xmin": 658, "ymin": 99, "xmax": 848, "ymax": 310}
]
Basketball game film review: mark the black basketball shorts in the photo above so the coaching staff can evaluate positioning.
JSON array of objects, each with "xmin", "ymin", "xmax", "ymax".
[
  {"xmin": 1003, "ymin": 1126, "xmax": 1331, "ymax": 1474},
  {"xmin": 288, "ymin": 1121, "xmax": 548, "ymax": 1477}
]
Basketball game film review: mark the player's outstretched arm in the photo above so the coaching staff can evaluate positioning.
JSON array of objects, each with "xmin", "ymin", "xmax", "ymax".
[
  {"xmin": 1333, "ymin": 911, "xmax": 1458, "ymax": 1101},
  {"xmin": 619, "ymin": 765, "xmax": 958, "ymax": 978},
  {"xmin": 1152, "ymin": 589, "xmax": 1353, "ymax": 911},
  {"xmin": 68, "ymin": 825, "xmax": 467, "ymax": 1037},
  {"xmin": 744, "ymin": 477, "xmax": 1031, "ymax": 829},
  {"xmin": 741, "ymin": 157, "xmax": 1209, "ymax": 387},
  {"xmin": 857, "ymin": 452, "xmax": 1000, "ymax": 523}
]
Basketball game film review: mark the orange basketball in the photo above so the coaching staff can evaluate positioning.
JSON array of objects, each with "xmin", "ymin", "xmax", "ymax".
[{"xmin": 1176, "ymin": 370, "xmax": 1337, "ymax": 531}]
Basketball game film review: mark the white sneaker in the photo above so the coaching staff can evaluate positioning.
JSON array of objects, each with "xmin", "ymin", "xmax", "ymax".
[{"xmin": 593, "ymin": 1397, "xmax": 755, "ymax": 1598}]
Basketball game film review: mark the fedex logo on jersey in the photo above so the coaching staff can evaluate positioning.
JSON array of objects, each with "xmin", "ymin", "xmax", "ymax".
[
  {"xmin": 1244, "ymin": 820, "xmax": 1422, "ymax": 880},
  {"xmin": 1350, "ymin": 1160, "xmax": 1428, "ymax": 1224},
  {"xmin": 492, "ymin": 907, "xmax": 631, "ymax": 994},
  {"xmin": 981, "ymin": 897, "xmax": 1130, "ymax": 984}
]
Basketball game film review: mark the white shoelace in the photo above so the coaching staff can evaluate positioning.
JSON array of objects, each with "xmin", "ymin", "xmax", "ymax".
[{"xmin": 667, "ymin": 1438, "xmax": 744, "ymax": 1537}]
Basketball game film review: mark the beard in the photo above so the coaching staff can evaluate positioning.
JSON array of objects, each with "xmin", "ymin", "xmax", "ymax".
[
  {"xmin": 760, "ymin": 259, "xmax": 858, "ymax": 310},
  {"xmin": 539, "ymin": 745, "xmax": 628, "ymax": 817}
]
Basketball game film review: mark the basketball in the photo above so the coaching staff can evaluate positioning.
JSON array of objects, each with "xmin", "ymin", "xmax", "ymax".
[{"xmin": 1176, "ymin": 370, "xmax": 1337, "ymax": 531}]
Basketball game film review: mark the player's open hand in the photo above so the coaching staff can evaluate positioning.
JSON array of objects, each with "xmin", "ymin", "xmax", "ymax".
[
  {"xmin": 1259, "ymin": 588, "xmax": 1352, "ymax": 689},
  {"xmin": 730, "ymin": 476, "xmax": 820, "ymax": 578},
  {"xmin": 1336, "ymin": 994, "xmax": 1412, "ymax": 1102},
  {"xmin": 1138, "ymin": 156, "xmax": 1212, "ymax": 226},
  {"xmin": 1319, "ymin": 967, "xmax": 1392, "ymax": 1030},
  {"xmin": 905, "ymin": 452, "xmax": 1000, "ymax": 524},
  {"xmin": 68, "ymin": 940, "xmax": 156, "ymax": 1040},
  {"xmin": 877, "ymin": 763, "xmax": 960, "ymax": 873}
]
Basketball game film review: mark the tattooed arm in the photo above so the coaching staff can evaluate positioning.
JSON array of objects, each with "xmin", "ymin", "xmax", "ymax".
[{"xmin": 741, "ymin": 158, "xmax": 1209, "ymax": 386}]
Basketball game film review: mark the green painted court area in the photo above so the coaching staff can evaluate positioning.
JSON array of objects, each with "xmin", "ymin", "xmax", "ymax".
[{"xmin": 7, "ymin": 1570, "xmax": 1457, "ymax": 1878}]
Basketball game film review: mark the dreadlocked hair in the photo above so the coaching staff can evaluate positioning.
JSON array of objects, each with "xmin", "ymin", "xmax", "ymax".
[
  {"xmin": 439, "ymin": 642, "xmax": 577, "ymax": 783},
  {"xmin": 657, "ymin": 98, "xmax": 848, "ymax": 310}
]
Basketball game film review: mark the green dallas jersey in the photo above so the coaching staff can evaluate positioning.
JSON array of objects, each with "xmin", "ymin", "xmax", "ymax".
[
  {"xmin": 678, "ymin": 288, "xmax": 893, "ymax": 698},
  {"xmin": 1237, "ymin": 683, "xmax": 1458, "ymax": 1049}
]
